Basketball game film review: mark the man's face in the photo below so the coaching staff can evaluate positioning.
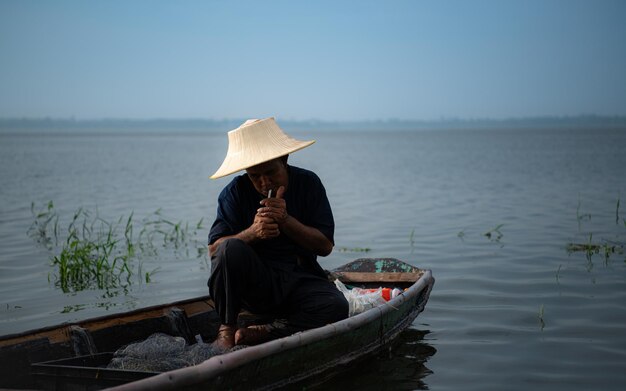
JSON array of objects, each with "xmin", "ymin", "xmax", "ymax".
[{"xmin": 245, "ymin": 158, "xmax": 288, "ymax": 197}]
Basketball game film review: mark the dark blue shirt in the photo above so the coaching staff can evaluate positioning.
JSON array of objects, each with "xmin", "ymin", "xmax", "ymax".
[{"xmin": 209, "ymin": 165, "xmax": 334, "ymax": 271}]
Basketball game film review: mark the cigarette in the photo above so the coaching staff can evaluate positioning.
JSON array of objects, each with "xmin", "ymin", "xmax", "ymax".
[{"xmin": 268, "ymin": 189, "xmax": 272, "ymax": 198}]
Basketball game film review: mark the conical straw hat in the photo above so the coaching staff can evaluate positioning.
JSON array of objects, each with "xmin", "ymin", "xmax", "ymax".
[{"xmin": 210, "ymin": 117, "xmax": 315, "ymax": 179}]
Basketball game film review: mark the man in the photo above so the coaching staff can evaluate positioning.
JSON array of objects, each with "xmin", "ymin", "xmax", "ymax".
[{"xmin": 207, "ymin": 117, "xmax": 349, "ymax": 350}]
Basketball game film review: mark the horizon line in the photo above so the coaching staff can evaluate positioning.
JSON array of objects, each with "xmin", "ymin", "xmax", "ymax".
[{"xmin": 2, "ymin": 114, "xmax": 626, "ymax": 123}]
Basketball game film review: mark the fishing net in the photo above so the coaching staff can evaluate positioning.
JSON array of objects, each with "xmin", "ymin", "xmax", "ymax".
[{"xmin": 107, "ymin": 333, "xmax": 222, "ymax": 372}]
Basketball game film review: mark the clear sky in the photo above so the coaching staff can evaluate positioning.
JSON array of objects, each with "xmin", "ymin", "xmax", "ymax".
[{"xmin": 1, "ymin": 0, "xmax": 625, "ymax": 121}]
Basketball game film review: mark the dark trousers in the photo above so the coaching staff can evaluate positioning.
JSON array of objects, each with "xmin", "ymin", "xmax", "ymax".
[{"xmin": 208, "ymin": 238, "xmax": 349, "ymax": 338}]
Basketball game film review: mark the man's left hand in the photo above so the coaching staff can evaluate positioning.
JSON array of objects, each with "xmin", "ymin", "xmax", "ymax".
[{"xmin": 258, "ymin": 186, "xmax": 288, "ymax": 224}]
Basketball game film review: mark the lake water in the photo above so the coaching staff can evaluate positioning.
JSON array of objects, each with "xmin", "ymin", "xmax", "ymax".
[{"xmin": 1, "ymin": 126, "xmax": 625, "ymax": 390}]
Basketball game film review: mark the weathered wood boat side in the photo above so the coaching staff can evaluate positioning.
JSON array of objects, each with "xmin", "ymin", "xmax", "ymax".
[
  {"xmin": 110, "ymin": 258, "xmax": 434, "ymax": 391},
  {"xmin": 0, "ymin": 296, "xmax": 220, "ymax": 389},
  {"xmin": 0, "ymin": 258, "xmax": 434, "ymax": 390}
]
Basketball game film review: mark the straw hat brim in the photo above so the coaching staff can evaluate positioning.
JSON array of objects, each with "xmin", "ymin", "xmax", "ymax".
[{"xmin": 210, "ymin": 118, "xmax": 315, "ymax": 179}]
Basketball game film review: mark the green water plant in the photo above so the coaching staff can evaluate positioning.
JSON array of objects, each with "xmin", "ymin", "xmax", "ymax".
[
  {"xmin": 555, "ymin": 264, "xmax": 562, "ymax": 284},
  {"xmin": 483, "ymin": 224, "xmax": 504, "ymax": 242},
  {"xmin": 576, "ymin": 197, "xmax": 592, "ymax": 231},
  {"xmin": 28, "ymin": 201, "xmax": 59, "ymax": 250},
  {"xmin": 566, "ymin": 233, "xmax": 624, "ymax": 264},
  {"xmin": 616, "ymin": 194, "xmax": 621, "ymax": 225},
  {"xmin": 566, "ymin": 196, "xmax": 626, "ymax": 265},
  {"xmin": 29, "ymin": 202, "xmax": 206, "ymax": 294},
  {"xmin": 43, "ymin": 206, "xmax": 137, "ymax": 293}
]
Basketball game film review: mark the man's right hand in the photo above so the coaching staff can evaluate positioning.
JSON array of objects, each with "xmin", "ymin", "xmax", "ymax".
[
  {"xmin": 209, "ymin": 208, "xmax": 281, "ymax": 256},
  {"xmin": 248, "ymin": 214, "xmax": 280, "ymax": 240}
]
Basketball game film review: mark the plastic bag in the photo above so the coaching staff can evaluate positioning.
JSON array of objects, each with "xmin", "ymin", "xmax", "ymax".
[{"xmin": 334, "ymin": 280, "xmax": 387, "ymax": 316}]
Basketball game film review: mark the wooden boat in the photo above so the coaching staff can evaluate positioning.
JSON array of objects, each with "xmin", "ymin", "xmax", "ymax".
[{"xmin": 0, "ymin": 258, "xmax": 434, "ymax": 390}]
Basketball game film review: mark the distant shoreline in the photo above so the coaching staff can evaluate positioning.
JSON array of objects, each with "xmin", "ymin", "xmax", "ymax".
[{"xmin": 1, "ymin": 115, "xmax": 625, "ymax": 133}]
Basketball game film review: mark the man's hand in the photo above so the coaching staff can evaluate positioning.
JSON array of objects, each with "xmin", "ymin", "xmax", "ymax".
[
  {"xmin": 209, "ymin": 187, "xmax": 286, "ymax": 255},
  {"xmin": 257, "ymin": 186, "xmax": 288, "ymax": 225},
  {"xmin": 249, "ymin": 214, "xmax": 280, "ymax": 240},
  {"xmin": 257, "ymin": 185, "xmax": 333, "ymax": 256},
  {"xmin": 212, "ymin": 185, "xmax": 332, "ymax": 256},
  {"xmin": 208, "ymin": 212, "xmax": 279, "ymax": 255}
]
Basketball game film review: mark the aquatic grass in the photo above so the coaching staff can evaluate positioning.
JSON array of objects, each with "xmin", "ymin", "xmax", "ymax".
[
  {"xmin": 566, "ymin": 233, "xmax": 624, "ymax": 265},
  {"xmin": 50, "ymin": 208, "xmax": 134, "ymax": 293},
  {"xmin": 483, "ymin": 224, "xmax": 504, "ymax": 242},
  {"xmin": 29, "ymin": 202, "xmax": 206, "ymax": 293},
  {"xmin": 4, "ymin": 304, "xmax": 23, "ymax": 311},
  {"xmin": 61, "ymin": 299, "xmax": 132, "ymax": 314},
  {"xmin": 138, "ymin": 261, "xmax": 160, "ymax": 283},
  {"xmin": 566, "ymin": 197, "xmax": 626, "ymax": 266},
  {"xmin": 576, "ymin": 197, "xmax": 592, "ymax": 231},
  {"xmin": 124, "ymin": 212, "xmax": 135, "ymax": 258},
  {"xmin": 137, "ymin": 210, "xmax": 205, "ymax": 254},
  {"xmin": 615, "ymin": 194, "xmax": 621, "ymax": 225},
  {"xmin": 28, "ymin": 201, "xmax": 59, "ymax": 250}
]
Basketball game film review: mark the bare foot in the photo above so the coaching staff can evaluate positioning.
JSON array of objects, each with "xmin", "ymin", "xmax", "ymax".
[
  {"xmin": 235, "ymin": 324, "xmax": 272, "ymax": 346},
  {"xmin": 211, "ymin": 324, "xmax": 236, "ymax": 351}
]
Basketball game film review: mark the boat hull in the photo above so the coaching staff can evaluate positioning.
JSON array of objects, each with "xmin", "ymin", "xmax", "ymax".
[{"xmin": 0, "ymin": 258, "xmax": 434, "ymax": 390}]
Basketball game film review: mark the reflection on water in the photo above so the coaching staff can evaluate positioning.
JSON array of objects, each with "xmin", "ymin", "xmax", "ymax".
[{"xmin": 299, "ymin": 328, "xmax": 436, "ymax": 391}]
